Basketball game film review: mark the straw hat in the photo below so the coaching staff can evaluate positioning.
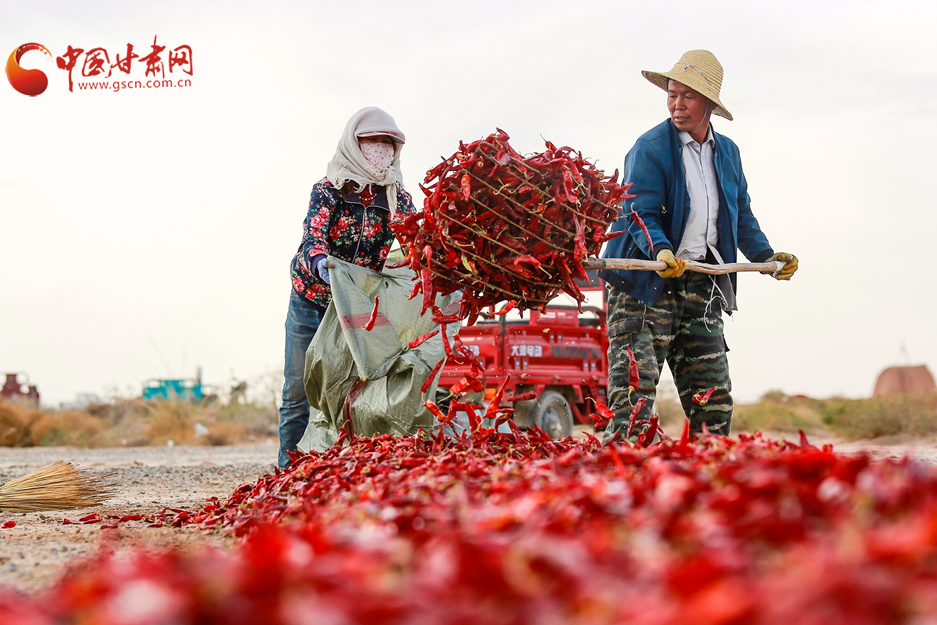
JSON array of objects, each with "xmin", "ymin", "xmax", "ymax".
[{"xmin": 641, "ymin": 50, "xmax": 733, "ymax": 121}]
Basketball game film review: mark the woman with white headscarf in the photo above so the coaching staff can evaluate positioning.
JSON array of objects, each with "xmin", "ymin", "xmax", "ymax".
[{"xmin": 278, "ymin": 107, "xmax": 416, "ymax": 468}]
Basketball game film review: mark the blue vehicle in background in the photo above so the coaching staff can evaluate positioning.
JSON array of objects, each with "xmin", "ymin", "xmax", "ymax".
[{"xmin": 142, "ymin": 368, "xmax": 216, "ymax": 402}]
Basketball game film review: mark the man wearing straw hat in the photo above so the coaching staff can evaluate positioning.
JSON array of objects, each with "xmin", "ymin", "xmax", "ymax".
[{"xmin": 598, "ymin": 49, "xmax": 798, "ymax": 441}]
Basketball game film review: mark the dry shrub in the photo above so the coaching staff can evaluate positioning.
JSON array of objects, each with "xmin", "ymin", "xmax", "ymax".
[
  {"xmin": 85, "ymin": 398, "xmax": 150, "ymax": 424},
  {"xmin": 0, "ymin": 401, "xmax": 46, "ymax": 446},
  {"xmin": 203, "ymin": 421, "xmax": 246, "ymax": 446},
  {"xmin": 31, "ymin": 410, "xmax": 108, "ymax": 447},
  {"xmin": 820, "ymin": 392, "xmax": 937, "ymax": 441},
  {"xmin": 733, "ymin": 391, "xmax": 937, "ymax": 441},
  {"xmin": 213, "ymin": 401, "xmax": 277, "ymax": 439},
  {"xmin": 142, "ymin": 401, "xmax": 201, "ymax": 445},
  {"xmin": 0, "ymin": 401, "xmax": 117, "ymax": 447},
  {"xmin": 1, "ymin": 397, "xmax": 274, "ymax": 448},
  {"xmin": 733, "ymin": 391, "xmax": 824, "ymax": 435},
  {"xmin": 140, "ymin": 400, "xmax": 271, "ymax": 446}
]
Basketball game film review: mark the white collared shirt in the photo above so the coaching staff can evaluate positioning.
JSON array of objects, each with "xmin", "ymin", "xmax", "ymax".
[{"xmin": 675, "ymin": 127, "xmax": 723, "ymax": 264}]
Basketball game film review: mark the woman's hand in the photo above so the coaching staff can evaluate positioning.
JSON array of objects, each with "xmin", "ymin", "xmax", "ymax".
[{"xmin": 316, "ymin": 258, "xmax": 331, "ymax": 285}]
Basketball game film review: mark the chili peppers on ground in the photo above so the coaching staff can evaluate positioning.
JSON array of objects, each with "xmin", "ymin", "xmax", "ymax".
[
  {"xmin": 390, "ymin": 129, "xmax": 633, "ymax": 319},
  {"xmin": 7, "ymin": 430, "xmax": 937, "ymax": 624}
]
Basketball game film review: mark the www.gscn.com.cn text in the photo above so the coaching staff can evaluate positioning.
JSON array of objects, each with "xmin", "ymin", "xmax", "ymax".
[{"xmin": 76, "ymin": 78, "xmax": 192, "ymax": 92}]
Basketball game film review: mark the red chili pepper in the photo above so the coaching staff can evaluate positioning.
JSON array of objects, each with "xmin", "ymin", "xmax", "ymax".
[
  {"xmin": 573, "ymin": 216, "xmax": 587, "ymax": 259},
  {"xmin": 799, "ymin": 430, "xmax": 813, "ymax": 448},
  {"xmin": 626, "ymin": 397, "xmax": 648, "ymax": 439},
  {"xmin": 627, "ymin": 347, "xmax": 640, "ymax": 392},
  {"xmin": 596, "ymin": 228, "xmax": 626, "ymax": 244},
  {"xmin": 637, "ymin": 415, "xmax": 659, "ymax": 448},
  {"xmin": 408, "ymin": 330, "xmax": 439, "ymax": 350},
  {"xmin": 449, "ymin": 377, "xmax": 473, "ymax": 396},
  {"xmin": 692, "ymin": 387, "xmax": 715, "ymax": 406},
  {"xmin": 513, "ymin": 255, "xmax": 542, "ymax": 271},
  {"xmin": 431, "ymin": 305, "xmax": 461, "ymax": 325},
  {"xmin": 494, "ymin": 411, "xmax": 514, "ymax": 429},
  {"xmin": 630, "ymin": 208, "xmax": 654, "ymax": 255},
  {"xmin": 509, "ymin": 391, "xmax": 538, "ymax": 402},
  {"xmin": 449, "ymin": 375, "xmax": 484, "ymax": 394},
  {"xmin": 423, "ymin": 400, "xmax": 448, "ymax": 423},
  {"xmin": 420, "ymin": 359, "xmax": 445, "ymax": 393},
  {"xmin": 465, "ymin": 402, "xmax": 481, "ymax": 431},
  {"xmin": 483, "ymin": 377, "xmax": 511, "ymax": 421},
  {"xmin": 408, "ymin": 279, "xmax": 422, "ymax": 301},
  {"xmin": 385, "ymin": 257, "xmax": 411, "ymax": 269},
  {"xmin": 420, "ymin": 269, "xmax": 434, "ymax": 317},
  {"xmin": 589, "ymin": 401, "xmax": 616, "ymax": 429},
  {"xmin": 439, "ymin": 323, "xmax": 454, "ymax": 359},
  {"xmin": 364, "ymin": 296, "xmax": 380, "ymax": 331},
  {"xmin": 493, "ymin": 300, "xmax": 516, "ymax": 316},
  {"xmin": 595, "ymin": 401, "xmax": 615, "ymax": 421},
  {"xmin": 454, "ymin": 340, "xmax": 484, "ymax": 373},
  {"xmin": 2, "ymin": 520, "xmax": 15, "ymax": 529},
  {"xmin": 460, "ymin": 173, "xmax": 471, "ymax": 200}
]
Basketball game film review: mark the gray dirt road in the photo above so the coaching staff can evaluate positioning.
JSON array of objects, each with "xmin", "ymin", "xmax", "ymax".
[{"xmin": 0, "ymin": 442, "xmax": 277, "ymax": 593}]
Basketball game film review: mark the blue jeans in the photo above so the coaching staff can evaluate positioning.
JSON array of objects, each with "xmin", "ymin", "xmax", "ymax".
[{"xmin": 278, "ymin": 294, "xmax": 323, "ymax": 468}]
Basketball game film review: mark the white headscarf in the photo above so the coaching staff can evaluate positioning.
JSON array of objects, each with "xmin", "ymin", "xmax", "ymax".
[{"xmin": 325, "ymin": 107, "xmax": 406, "ymax": 214}]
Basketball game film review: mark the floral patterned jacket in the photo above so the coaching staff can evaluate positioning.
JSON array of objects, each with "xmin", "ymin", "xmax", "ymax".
[{"xmin": 290, "ymin": 177, "xmax": 417, "ymax": 308}]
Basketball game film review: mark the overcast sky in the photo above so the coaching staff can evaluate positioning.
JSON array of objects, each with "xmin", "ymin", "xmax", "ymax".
[{"xmin": 1, "ymin": 0, "xmax": 934, "ymax": 406}]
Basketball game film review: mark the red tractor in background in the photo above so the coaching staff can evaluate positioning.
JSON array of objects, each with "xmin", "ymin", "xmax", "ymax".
[{"xmin": 439, "ymin": 270, "xmax": 607, "ymax": 439}]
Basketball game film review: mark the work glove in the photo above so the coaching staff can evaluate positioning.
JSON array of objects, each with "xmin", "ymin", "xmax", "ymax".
[
  {"xmin": 316, "ymin": 257, "xmax": 331, "ymax": 285},
  {"xmin": 766, "ymin": 252, "xmax": 798, "ymax": 281},
  {"xmin": 656, "ymin": 249, "xmax": 686, "ymax": 279}
]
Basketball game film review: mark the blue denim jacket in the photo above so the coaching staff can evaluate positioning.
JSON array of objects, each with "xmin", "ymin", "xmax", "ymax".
[{"xmin": 599, "ymin": 119, "xmax": 775, "ymax": 305}]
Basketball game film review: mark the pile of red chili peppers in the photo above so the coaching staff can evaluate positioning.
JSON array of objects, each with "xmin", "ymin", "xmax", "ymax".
[
  {"xmin": 390, "ymin": 129, "xmax": 632, "ymax": 319},
  {"xmin": 4, "ymin": 428, "xmax": 937, "ymax": 624}
]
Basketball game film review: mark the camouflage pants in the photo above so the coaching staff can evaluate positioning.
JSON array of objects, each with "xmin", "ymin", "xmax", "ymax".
[{"xmin": 604, "ymin": 272, "xmax": 733, "ymax": 440}]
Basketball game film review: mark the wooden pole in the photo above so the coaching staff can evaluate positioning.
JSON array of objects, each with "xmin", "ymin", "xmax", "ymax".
[{"xmin": 582, "ymin": 258, "xmax": 785, "ymax": 276}]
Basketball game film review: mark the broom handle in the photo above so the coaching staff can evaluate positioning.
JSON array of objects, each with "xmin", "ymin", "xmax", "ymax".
[{"xmin": 582, "ymin": 258, "xmax": 785, "ymax": 276}]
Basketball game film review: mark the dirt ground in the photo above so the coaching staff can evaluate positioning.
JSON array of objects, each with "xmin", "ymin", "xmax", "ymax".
[
  {"xmin": 1, "ymin": 436, "xmax": 935, "ymax": 596},
  {"xmin": 0, "ymin": 442, "xmax": 277, "ymax": 594}
]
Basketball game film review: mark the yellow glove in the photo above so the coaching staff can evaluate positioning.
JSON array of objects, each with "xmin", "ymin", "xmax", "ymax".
[
  {"xmin": 656, "ymin": 249, "xmax": 686, "ymax": 278},
  {"xmin": 767, "ymin": 252, "xmax": 798, "ymax": 281}
]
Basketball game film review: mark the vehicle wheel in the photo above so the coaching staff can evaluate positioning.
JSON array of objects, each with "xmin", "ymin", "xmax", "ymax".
[{"xmin": 535, "ymin": 391, "xmax": 573, "ymax": 439}]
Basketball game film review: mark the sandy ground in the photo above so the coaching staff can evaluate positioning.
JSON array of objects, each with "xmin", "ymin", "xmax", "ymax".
[
  {"xmin": 1, "ymin": 436, "xmax": 936, "ymax": 595},
  {"xmin": 0, "ymin": 442, "xmax": 277, "ymax": 594}
]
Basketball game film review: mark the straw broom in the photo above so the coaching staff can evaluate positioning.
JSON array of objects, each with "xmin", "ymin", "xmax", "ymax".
[{"xmin": 0, "ymin": 461, "xmax": 114, "ymax": 513}]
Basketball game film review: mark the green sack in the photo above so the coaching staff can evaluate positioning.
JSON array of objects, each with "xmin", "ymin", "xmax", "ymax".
[{"xmin": 297, "ymin": 256, "xmax": 460, "ymax": 452}]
